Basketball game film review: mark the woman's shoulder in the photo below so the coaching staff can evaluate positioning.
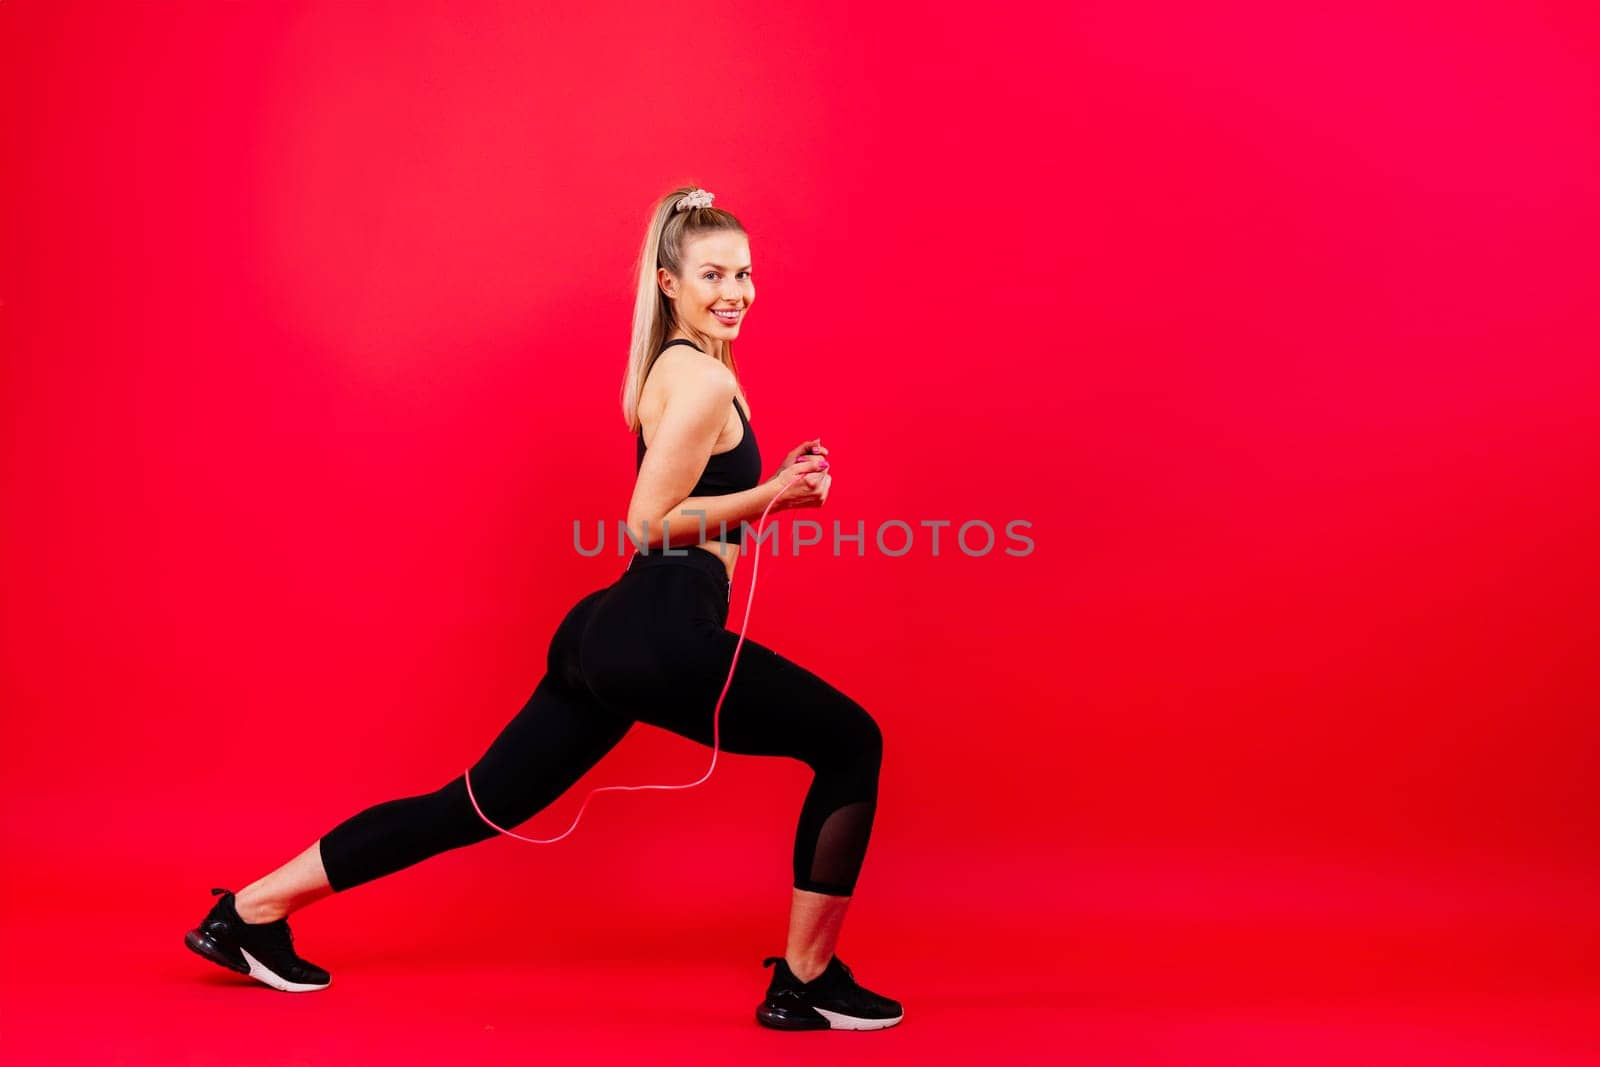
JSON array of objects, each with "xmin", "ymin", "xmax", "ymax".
[
  {"xmin": 646, "ymin": 345, "xmax": 737, "ymax": 400},
  {"xmin": 638, "ymin": 346, "xmax": 738, "ymax": 437}
]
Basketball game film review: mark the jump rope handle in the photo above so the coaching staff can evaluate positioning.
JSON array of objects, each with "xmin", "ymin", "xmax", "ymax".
[{"xmin": 463, "ymin": 447, "xmax": 825, "ymax": 844}]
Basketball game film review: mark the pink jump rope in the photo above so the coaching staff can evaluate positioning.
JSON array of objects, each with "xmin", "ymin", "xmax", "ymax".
[{"xmin": 461, "ymin": 452, "xmax": 822, "ymax": 843}]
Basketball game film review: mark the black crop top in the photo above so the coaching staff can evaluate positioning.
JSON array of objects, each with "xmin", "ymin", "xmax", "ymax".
[{"xmin": 636, "ymin": 338, "xmax": 763, "ymax": 543}]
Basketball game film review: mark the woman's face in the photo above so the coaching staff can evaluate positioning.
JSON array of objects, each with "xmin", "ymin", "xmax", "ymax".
[{"xmin": 662, "ymin": 232, "xmax": 755, "ymax": 339}]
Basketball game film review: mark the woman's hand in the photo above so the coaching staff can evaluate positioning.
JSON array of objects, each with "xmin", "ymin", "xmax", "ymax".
[
  {"xmin": 778, "ymin": 437, "xmax": 829, "ymax": 473},
  {"xmin": 769, "ymin": 440, "xmax": 831, "ymax": 511}
]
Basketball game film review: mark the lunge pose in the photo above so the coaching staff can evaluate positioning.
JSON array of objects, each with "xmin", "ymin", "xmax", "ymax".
[{"xmin": 184, "ymin": 186, "xmax": 903, "ymax": 1031}]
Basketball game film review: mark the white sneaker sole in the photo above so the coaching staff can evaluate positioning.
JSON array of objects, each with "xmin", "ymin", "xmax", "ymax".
[
  {"xmin": 813, "ymin": 1006, "xmax": 904, "ymax": 1030},
  {"xmin": 239, "ymin": 947, "xmax": 331, "ymax": 993}
]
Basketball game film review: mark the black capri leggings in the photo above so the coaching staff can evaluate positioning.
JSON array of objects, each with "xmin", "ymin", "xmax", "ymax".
[{"xmin": 317, "ymin": 545, "xmax": 884, "ymax": 896}]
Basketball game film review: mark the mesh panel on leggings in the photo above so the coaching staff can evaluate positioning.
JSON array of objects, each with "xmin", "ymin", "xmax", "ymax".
[{"xmin": 807, "ymin": 799, "xmax": 876, "ymax": 894}]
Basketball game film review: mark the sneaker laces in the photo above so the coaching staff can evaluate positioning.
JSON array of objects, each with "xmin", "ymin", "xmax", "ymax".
[{"xmin": 256, "ymin": 916, "xmax": 295, "ymax": 952}]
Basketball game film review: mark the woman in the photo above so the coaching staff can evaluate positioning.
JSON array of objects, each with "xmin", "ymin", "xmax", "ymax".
[{"xmin": 184, "ymin": 186, "xmax": 903, "ymax": 1032}]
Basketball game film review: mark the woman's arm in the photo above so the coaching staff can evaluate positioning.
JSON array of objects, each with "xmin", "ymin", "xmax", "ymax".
[
  {"xmin": 625, "ymin": 355, "xmax": 778, "ymax": 550},
  {"xmin": 640, "ymin": 483, "xmax": 784, "ymax": 550}
]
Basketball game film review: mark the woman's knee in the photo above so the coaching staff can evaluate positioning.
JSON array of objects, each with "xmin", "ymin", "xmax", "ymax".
[
  {"xmin": 807, "ymin": 699, "xmax": 883, "ymax": 773},
  {"xmin": 856, "ymin": 707, "xmax": 884, "ymax": 764}
]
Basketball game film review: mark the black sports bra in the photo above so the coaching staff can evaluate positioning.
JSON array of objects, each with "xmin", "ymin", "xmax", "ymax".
[{"xmin": 636, "ymin": 338, "xmax": 763, "ymax": 543}]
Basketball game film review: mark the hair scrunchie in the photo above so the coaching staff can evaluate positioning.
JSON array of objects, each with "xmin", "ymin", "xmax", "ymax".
[{"xmin": 676, "ymin": 188, "xmax": 714, "ymax": 211}]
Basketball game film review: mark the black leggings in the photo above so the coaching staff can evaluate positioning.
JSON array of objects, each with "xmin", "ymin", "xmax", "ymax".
[{"xmin": 317, "ymin": 545, "xmax": 884, "ymax": 896}]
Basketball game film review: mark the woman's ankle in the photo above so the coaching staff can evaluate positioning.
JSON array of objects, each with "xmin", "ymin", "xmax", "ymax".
[
  {"xmin": 233, "ymin": 888, "xmax": 288, "ymax": 924},
  {"xmin": 786, "ymin": 955, "xmax": 829, "ymax": 983}
]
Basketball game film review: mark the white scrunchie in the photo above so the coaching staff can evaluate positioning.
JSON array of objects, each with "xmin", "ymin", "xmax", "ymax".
[{"xmin": 677, "ymin": 188, "xmax": 715, "ymax": 211}]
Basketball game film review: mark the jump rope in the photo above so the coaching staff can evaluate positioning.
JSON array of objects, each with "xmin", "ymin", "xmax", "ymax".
[{"xmin": 460, "ymin": 455, "xmax": 820, "ymax": 843}]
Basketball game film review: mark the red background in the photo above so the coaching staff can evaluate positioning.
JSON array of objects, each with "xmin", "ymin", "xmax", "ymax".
[{"xmin": 3, "ymin": 2, "xmax": 1597, "ymax": 1063}]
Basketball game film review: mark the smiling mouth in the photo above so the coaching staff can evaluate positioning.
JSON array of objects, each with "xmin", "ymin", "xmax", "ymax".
[{"xmin": 713, "ymin": 309, "xmax": 742, "ymax": 323}]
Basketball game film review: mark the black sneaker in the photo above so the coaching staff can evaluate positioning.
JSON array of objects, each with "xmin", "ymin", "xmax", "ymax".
[
  {"xmin": 184, "ymin": 887, "xmax": 331, "ymax": 992},
  {"xmin": 756, "ymin": 954, "xmax": 904, "ymax": 1031}
]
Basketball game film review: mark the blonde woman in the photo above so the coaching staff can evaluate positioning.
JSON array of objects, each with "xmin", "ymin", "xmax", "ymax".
[{"xmin": 185, "ymin": 186, "xmax": 903, "ymax": 1031}]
